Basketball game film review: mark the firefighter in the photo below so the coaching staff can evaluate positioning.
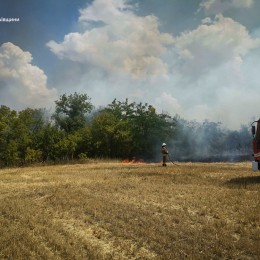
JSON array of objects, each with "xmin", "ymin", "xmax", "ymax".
[{"xmin": 161, "ymin": 143, "xmax": 168, "ymax": 166}]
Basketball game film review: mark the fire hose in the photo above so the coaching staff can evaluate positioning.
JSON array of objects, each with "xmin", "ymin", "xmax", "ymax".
[{"xmin": 167, "ymin": 154, "xmax": 180, "ymax": 166}]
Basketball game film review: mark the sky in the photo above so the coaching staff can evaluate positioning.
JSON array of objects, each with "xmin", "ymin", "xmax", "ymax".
[{"xmin": 0, "ymin": 0, "xmax": 260, "ymax": 129}]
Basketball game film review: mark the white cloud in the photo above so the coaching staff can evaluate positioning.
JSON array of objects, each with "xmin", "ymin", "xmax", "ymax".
[
  {"xmin": 173, "ymin": 14, "xmax": 259, "ymax": 79},
  {"xmin": 0, "ymin": 42, "xmax": 57, "ymax": 109},
  {"xmin": 78, "ymin": 0, "xmax": 135, "ymax": 24},
  {"xmin": 46, "ymin": 0, "xmax": 260, "ymax": 129},
  {"xmin": 199, "ymin": 0, "xmax": 254, "ymax": 15},
  {"xmin": 47, "ymin": 0, "xmax": 173, "ymax": 79}
]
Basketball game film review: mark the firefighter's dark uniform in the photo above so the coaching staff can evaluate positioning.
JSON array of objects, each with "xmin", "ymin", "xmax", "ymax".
[{"xmin": 161, "ymin": 146, "xmax": 168, "ymax": 166}]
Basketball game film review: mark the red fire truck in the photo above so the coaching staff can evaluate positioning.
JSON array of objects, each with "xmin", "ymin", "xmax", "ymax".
[{"xmin": 251, "ymin": 119, "xmax": 260, "ymax": 171}]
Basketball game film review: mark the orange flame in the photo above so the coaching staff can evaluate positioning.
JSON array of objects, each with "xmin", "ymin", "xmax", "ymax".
[{"xmin": 121, "ymin": 158, "xmax": 145, "ymax": 164}]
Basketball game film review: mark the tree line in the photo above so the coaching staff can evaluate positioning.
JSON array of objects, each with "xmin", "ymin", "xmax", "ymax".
[{"xmin": 0, "ymin": 92, "xmax": 253, "ymax": 167}]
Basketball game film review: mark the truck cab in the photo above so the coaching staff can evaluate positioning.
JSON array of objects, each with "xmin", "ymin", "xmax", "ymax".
[{"xmin": 251, "ymin": 119, "xmax": 260, "ymax": 171}]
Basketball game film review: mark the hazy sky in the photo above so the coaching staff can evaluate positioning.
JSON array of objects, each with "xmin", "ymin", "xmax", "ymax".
[{"xmin": 1, "ymin": 0, "xmax": 260, "ymax": 129}]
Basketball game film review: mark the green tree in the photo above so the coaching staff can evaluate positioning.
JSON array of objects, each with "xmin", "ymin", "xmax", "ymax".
[
  {"xmin": 2, "ymin": 140, "xmax": 20, "ymax": 166},
  {"xmin": 15, "ymin": 108, "xmax": 46, "ymax": 164},
  {"xmin": 34, "ymin": 123, "xmax": 64, "ymax": 162},
  {"xmin": 90, "ymin": 111, "xmax": 132, "ymax": 158},
  {"xmin": 130, "ymin": 102, "xmax": 176, "ymax": 158},
  {"xmin": 25, "ymin": 147, "xmax": 42, "ymax": 164},
  {"xmin": 0, "ymin": 106, "xmax": 17, "ymax": 165},
  {"xmin": 105, "ymin": 98, "xmax": 135, "ymax": 120},
  {"xmin": 75, "ymin": 126, "xmax": 92, "ymax": 158},
  {"xmin": 53, "ymin": 92, "xmax": 94, "ymax": 133},
  {"xmin": 0, "ymin": 106, "xmax": 43, "ymax": 165},
  {"xmin": 98, "ymin": 99, "xmax": 176, "ymax": 159}
]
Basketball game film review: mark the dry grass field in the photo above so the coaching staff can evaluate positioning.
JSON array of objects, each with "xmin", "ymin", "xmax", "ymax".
[{"xmin": 0, "ymin": 161, "xmax": 259, "ymax": 259}]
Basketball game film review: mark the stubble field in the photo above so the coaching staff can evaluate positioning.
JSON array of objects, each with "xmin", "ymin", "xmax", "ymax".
[{"xmin": 0, "ymin": 161, "xmax": 259, "ymax": 259}]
